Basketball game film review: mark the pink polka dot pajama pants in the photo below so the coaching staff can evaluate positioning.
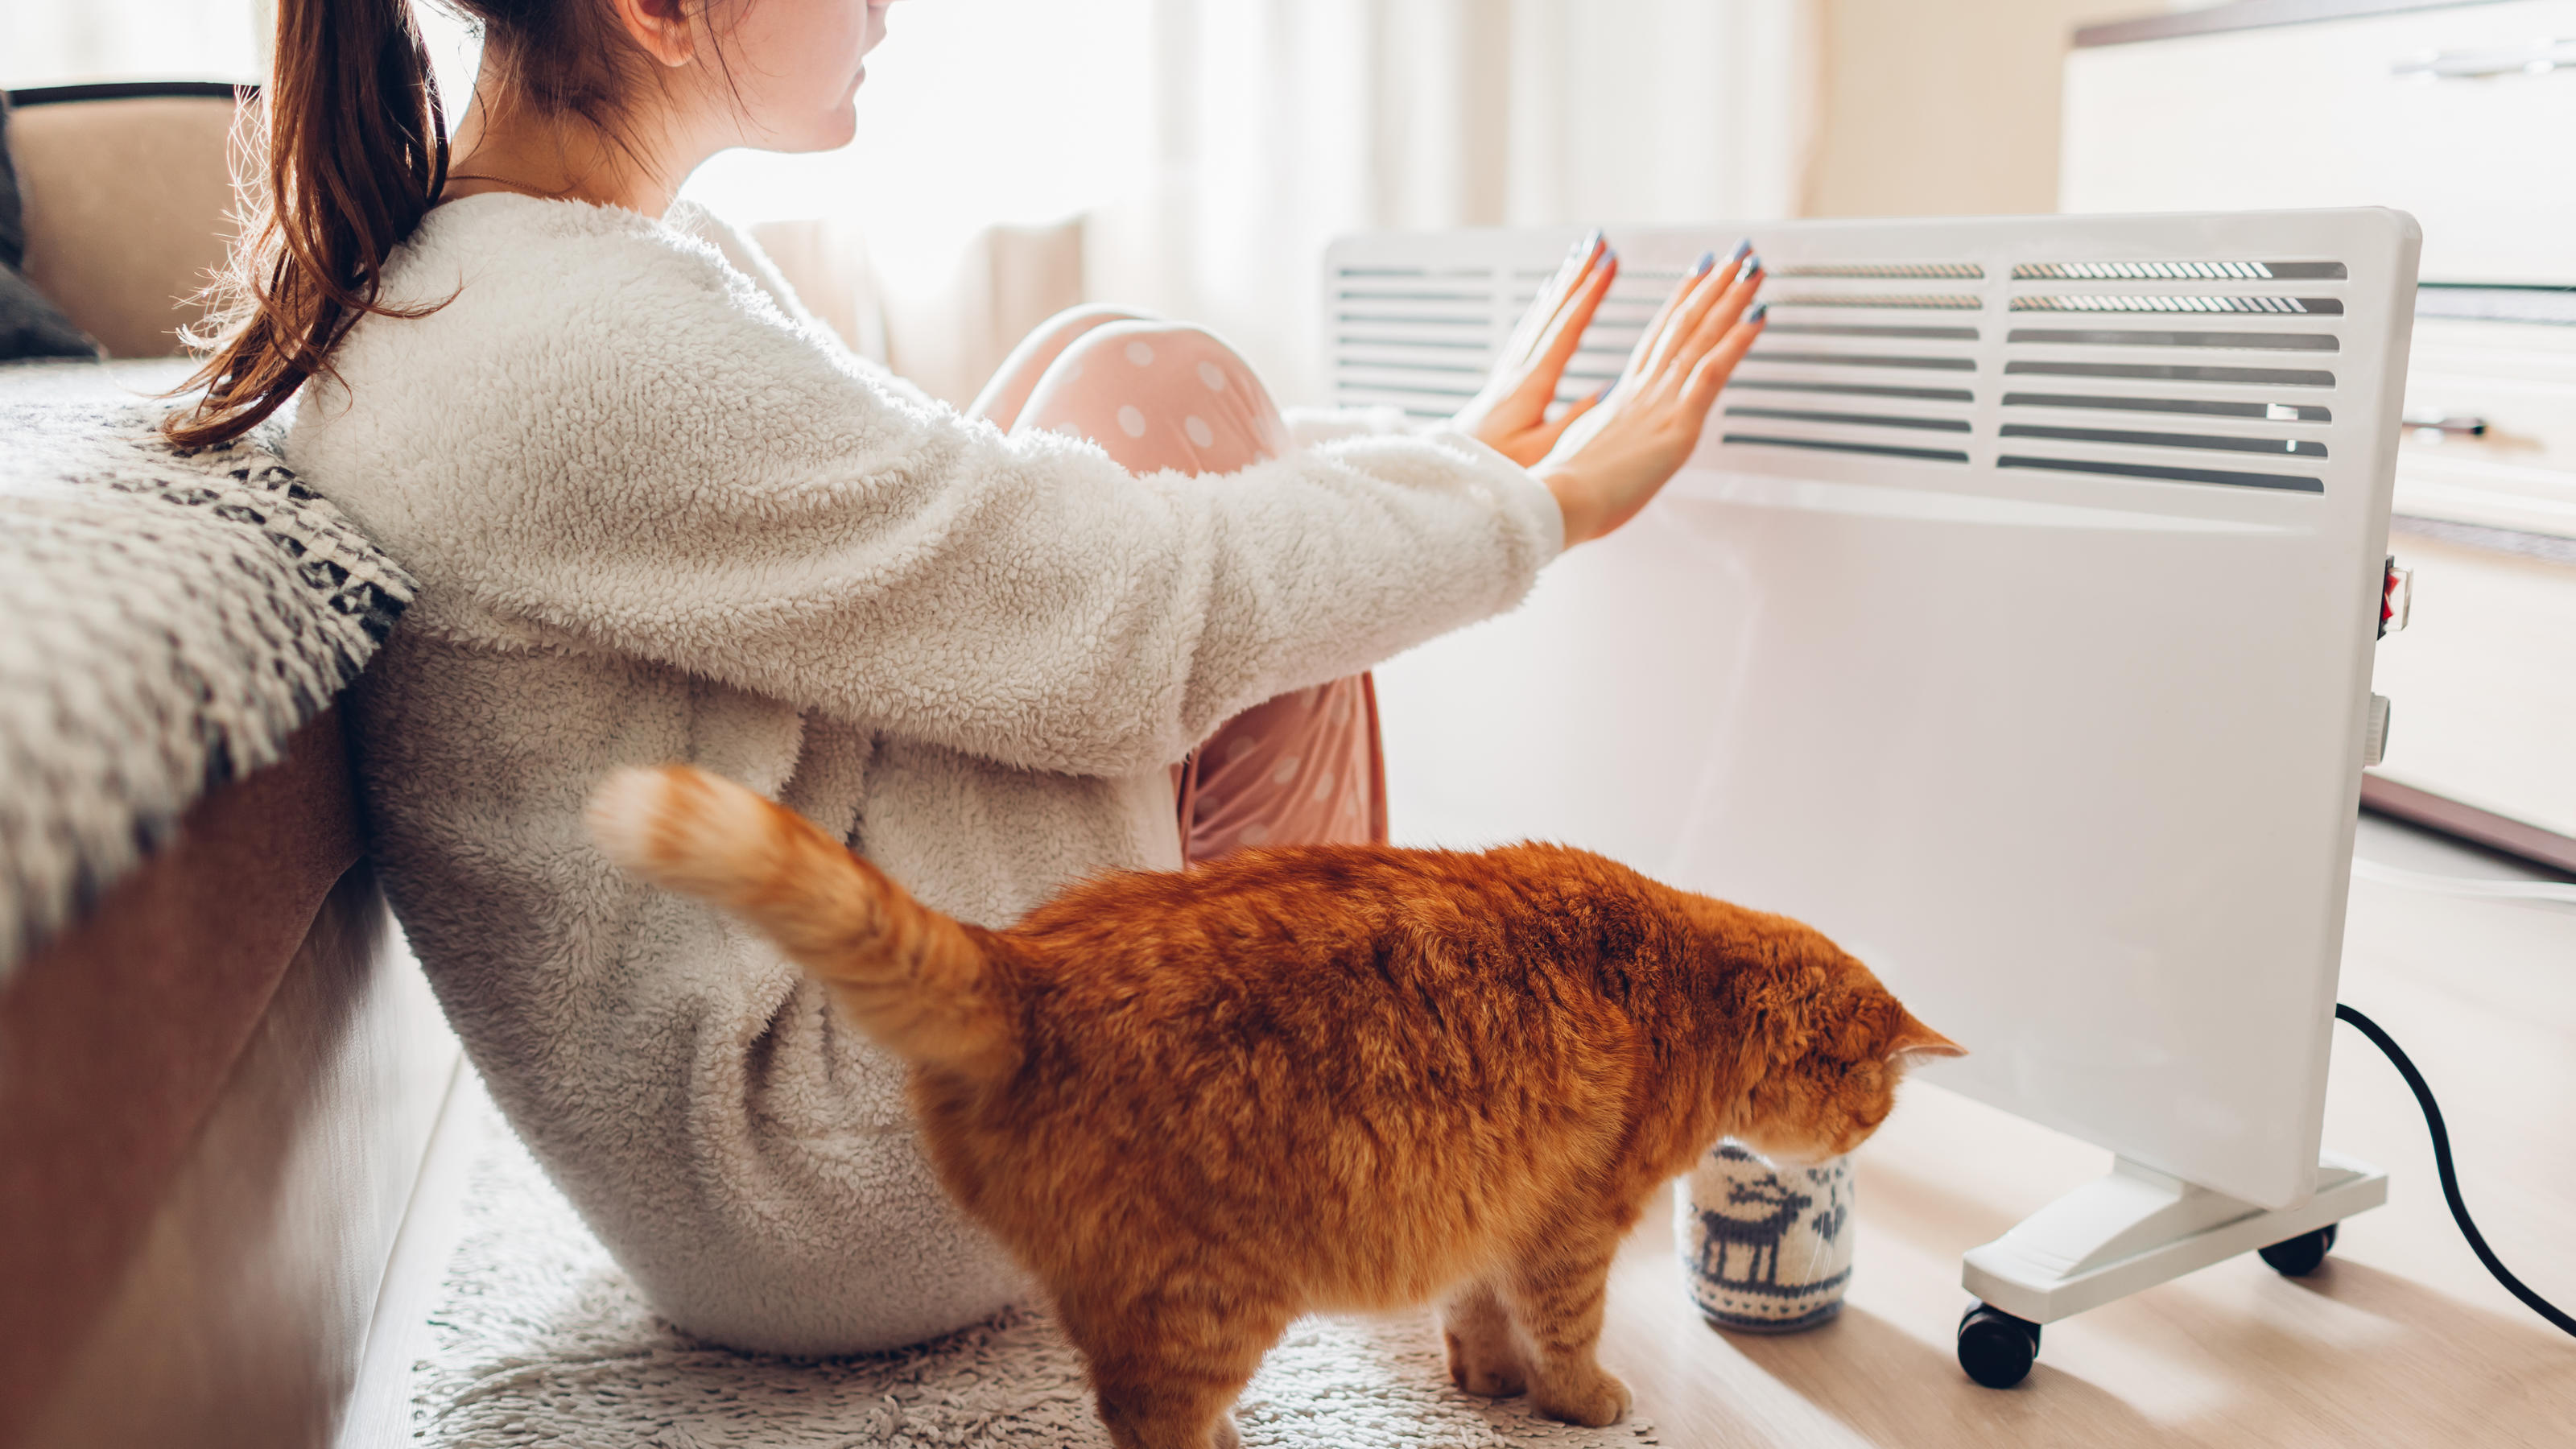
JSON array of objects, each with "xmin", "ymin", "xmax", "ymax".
[{"xmin": 968, "ymin": 305, "xmax": 1387, "ymax": 865}]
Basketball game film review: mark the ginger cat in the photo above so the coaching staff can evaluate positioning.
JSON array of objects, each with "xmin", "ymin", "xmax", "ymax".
[{"xmin": 588, "ymin": 764, "xmax": 1961, "ymax": 1449}]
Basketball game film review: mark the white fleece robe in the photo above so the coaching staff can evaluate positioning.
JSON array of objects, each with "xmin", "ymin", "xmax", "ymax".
[{"xmin": 286, "ymin": 193, "xmax": 1563, "ymax": 1355}]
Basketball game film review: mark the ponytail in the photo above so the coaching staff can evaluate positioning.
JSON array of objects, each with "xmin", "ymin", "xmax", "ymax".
[{"xmin": 166, "ymin": 0, "xmax": 449, "ymax": 449}]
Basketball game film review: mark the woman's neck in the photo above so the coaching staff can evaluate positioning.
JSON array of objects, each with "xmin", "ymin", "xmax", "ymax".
[{"xmin": 440, "ymin": 59, "xmax": 717, "ymax": 217}]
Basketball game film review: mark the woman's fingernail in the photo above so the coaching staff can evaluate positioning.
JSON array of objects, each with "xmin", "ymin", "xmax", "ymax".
[
  {"xmin": 1746, "ymin": 301, "xmax": 1769, "ymax": 324},
  {"xmin": 1694, "ymin": 250, "xmax": 1716, "ymax": 276},
  {"xmin": 1738, "ymin": 253, "xmax": 1763, "ymax": 283},
  {"xmin": 1728, "ymin": 237, "xmax": 1753, "ymax": 263}
]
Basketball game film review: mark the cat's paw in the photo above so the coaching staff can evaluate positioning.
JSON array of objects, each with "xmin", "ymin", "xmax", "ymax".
[
  {"xmin": 1206, "ymin": 1412, "xmax": 1243, "ymax": 1449},
  {"xmin": 1534, "ymin": 1368, "xmax": 1631, "ymax": 1428},
  {"xmin": 1443, "ymin": 1326, "xmax": 1529, "ymax": 1398}
]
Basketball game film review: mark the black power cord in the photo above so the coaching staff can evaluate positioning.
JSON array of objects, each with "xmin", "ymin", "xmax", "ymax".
[{"xmin": 2336, "ymin": 1002, "xmax": 2576, "ymax": 1338}]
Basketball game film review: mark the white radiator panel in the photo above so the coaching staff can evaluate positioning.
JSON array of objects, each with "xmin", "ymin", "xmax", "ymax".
[{"xmin": 1332, "ymin": 212, "xmax": 2421, "ymax": 1210}]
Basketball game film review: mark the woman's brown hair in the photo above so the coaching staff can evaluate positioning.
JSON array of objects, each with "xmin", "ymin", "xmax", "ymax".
[{"xmin": 167, "ymin": 0, "xmax": 653, "ymax": 449}]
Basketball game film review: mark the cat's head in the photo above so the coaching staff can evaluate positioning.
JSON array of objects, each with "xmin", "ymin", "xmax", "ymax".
[{"xmin": 1717, "ymin": 918, "xmax": 1964, "ymax": 1164}]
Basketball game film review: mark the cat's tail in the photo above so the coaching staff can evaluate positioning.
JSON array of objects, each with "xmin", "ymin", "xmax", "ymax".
[{"xmin": 586, "ymin": 764, "xmax": 1012, "ymax": 1079}]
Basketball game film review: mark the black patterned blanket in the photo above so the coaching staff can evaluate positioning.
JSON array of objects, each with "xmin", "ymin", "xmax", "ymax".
[{"xmin": 0, "ymin": 369, "xmax": 415, "ymax": 979}]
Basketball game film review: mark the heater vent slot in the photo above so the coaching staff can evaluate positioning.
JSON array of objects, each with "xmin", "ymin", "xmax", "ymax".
[
  {"xmin": 1726, "ymin": 434, "xmax": 1972, "ymax": 464},
  {"xmin": 1998, "ymin": 423, "xmax": 2327, "ymax": 458},
  {"xmin": 2012, "ymin": 260, "xmax": 2347, "ymax": 281},
  {"xmin": 2001, "ymin": 392, "xmax": 2332, "ymax": 423},
  {"xmin": 1777, "ymin": 262, "xmax": 1986, "ymax": 279},
  {"xmin": 1330, "ymin": 262, "xmax": 1509, "ymax": 419},
  {"xmin": 1728, "ymin": 407, "xmax": 1974, "ymax": 434},
  {"xmin": 1765, "ymin": 324, "xmax": 1981, "ymax": 341},
  {"xmin": 1752, "ymin": 351, "xmax": 1977, "ymax": 372},
  {"xmin": 2006, "ymin": 328, "xmax": 2338, "ymax": 352},
  {"xmin": 2003, "ymin": 361, "xmax": 2335, "ymax": 388},
  {"xmin": 1728, "ymin": 380, "xmax": 1975, "ymax": 403},
  {"xmin": 1773, "ymin": 292, "xmax": 1984, "ymax": 311},
  {"xmin": 1998, "ymin": 455, "xmax": 2324, "ymax": 493},
  {"xmin": 2011, "ymin": 295, "xmax": 2343, "ymax": 316}
]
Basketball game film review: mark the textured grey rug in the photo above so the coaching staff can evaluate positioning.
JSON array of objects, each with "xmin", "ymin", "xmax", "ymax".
[{"xmin": 413, "ymin": 1108, "xmax": 1662, "ymax": 1447}]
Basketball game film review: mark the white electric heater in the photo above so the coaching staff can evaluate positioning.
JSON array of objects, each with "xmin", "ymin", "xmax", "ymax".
[{"xmin": 1325, "ymin": 211, "xmax": 2421, "ymax": 1376}]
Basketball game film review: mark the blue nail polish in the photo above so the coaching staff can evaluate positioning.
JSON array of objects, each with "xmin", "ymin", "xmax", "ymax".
[
  {"xmin": 1694, "ymin": 250, "xmax": 1716, "ymax": 275},
  {"xmin": 1738, "ymin": 253, "xmax": 1762, "ymax": 283},
  {"xmin": 1746, "ymin": 300, "xmax": 1769, "ymax": 324},
  {"xmin": 1728, "ymin": 237, "xmax": 1753, "ymax": 262}
]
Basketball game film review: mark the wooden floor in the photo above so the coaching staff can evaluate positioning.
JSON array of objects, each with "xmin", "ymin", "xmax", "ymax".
[{"xmin": 1594, "ymin": 814, "xmax": 2576, "ymax": 1447}]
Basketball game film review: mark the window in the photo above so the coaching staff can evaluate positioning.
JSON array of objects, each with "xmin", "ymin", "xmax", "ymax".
[
  {"xmin": 680, "ymin": 0, "xmax": 1153, "ymax": 292},
  {"xmin": 0, "ymin": 0, "xmax": 264, "ymax": 90}
]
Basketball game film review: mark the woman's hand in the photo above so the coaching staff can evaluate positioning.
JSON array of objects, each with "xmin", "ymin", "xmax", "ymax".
[
  {"xmin": 1534, "ymin": 245, "xmax": 1766, "ymax": 547},
  {"xmin": 1451, "ymin": 233, "xmax": 1620, "ymax": 467}
]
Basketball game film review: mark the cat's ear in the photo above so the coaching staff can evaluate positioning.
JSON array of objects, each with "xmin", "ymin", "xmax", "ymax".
[{"xmin": 1886, "ymin": 1011, "xmax": 1967, "ymax": 1064}]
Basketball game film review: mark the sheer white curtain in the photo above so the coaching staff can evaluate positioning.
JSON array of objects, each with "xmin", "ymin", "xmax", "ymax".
[
  {"xmin": 681, "ymin": 1, "xmax": 1157, "ymax": 295},
  {"xmin": 1090, "ymin": 0, "xmax": 1818, "ymax": 402},
  {"xmin": 0, "ymin": 0, "xmax": 265, "ymax": 89},
  {"xmin": 687, "ymin": 0, "xmax": 1817, "ymax": 404}
]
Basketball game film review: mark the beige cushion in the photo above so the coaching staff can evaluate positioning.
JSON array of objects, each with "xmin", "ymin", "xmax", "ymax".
[
  {"xmin": 10, "ymin": 95, "xmax": 241, "ymax": 359},
  {"xmin": 9, "ymin": 88, "xmax": 1082, "ymax": 390}
]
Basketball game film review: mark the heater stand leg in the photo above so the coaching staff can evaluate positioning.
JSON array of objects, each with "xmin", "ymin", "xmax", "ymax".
[{"xmin": 1955, "ymin": 1151, "xmax": 2386, "ymax": 1385}]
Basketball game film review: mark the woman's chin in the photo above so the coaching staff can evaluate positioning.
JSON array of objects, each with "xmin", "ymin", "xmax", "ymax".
[
  {"xmin": 821, "ymin": 94, "xmax": 862, "ymax": 149},
  {"xmin": 764, "ymin": 106, "xmax": 860, "ymax": 156}
]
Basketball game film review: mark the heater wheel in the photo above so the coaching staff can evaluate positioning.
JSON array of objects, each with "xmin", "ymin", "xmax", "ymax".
[
  {"xmin": 2257, "ymin": 1223, "xmax": 2339, "ymax": 1278},
  {"xmin": 1956, "ymin": 1303, "xmax": 2041, "ymax": 1389}
]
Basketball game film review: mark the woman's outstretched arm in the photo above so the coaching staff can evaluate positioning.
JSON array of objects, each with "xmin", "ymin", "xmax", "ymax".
[
  {"xmin": 1455, "ymin": 233, "xmax": 1768, "ymax": 545},
  {"xmin": 304, "ymin": 208, "xmax": 1561, "ymax": 780},
  {"xmin": 1282, "ymin": 232, "xmax": 1769, "ymax": 543}
]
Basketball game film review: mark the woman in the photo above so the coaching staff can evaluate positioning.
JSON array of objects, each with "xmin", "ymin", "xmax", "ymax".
[{"xmin": 171, "ymin": 0, "xmax": 1765, "ymax": 1354}]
